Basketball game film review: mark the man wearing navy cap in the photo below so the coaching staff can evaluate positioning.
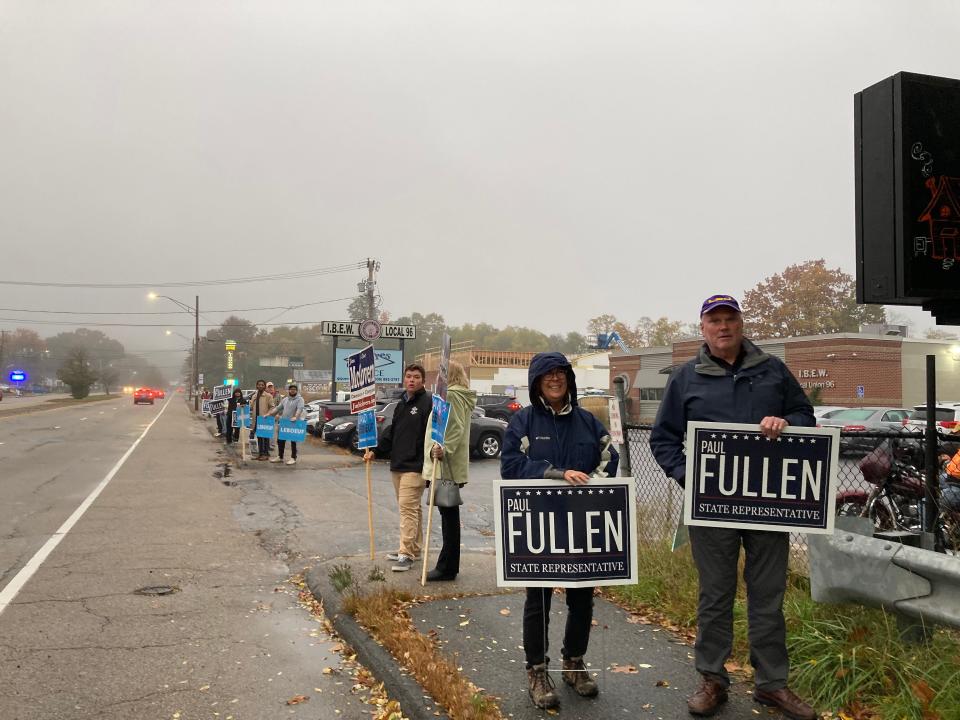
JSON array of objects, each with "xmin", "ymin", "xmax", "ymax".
[{"xmin": 650, "ymin": 295, "xmax": 816, "ymax": 720}]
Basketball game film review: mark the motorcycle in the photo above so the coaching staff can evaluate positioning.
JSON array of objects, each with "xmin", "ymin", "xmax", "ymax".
[{"xmin": 835, "ymin": 438, "xmax": 960, "ymax": 553}]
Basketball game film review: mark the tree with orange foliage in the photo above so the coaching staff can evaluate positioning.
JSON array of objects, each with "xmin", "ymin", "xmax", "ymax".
[{"xmin": 742, "ymin": 259, "xmax": 885, "ymax": 339}]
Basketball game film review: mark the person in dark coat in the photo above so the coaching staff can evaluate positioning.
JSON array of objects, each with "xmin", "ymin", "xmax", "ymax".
[
  {"xmin": 650, "ymin": 294, "xmax": 816, "ymax": 720},
  {"xmin": 224, "ymin": 388, "xmax": 246, "ymax": 445},
  {"xmin": 501, "ymin": 352, "xmax": 619, "ymax": 710}
]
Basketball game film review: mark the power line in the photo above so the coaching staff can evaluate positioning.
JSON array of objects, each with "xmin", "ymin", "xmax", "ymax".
[
  {"xmin": 0, "ymin": 261, "xmax": 367, "ymax": 289},
  {"xmin": 0, "ymin": 317, "xmax": 351, "ymax": 327},
  {"xmin": 0, "ymin": 296, "xmax": 355, "ymax": 316}
]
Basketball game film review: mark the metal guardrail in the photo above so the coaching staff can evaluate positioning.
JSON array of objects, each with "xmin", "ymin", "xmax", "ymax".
[{"xmin": 622, "ymin": 424, "xmax": 960, "ymax": 570}]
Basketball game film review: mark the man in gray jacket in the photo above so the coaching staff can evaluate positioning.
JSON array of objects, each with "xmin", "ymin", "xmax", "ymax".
[
  {"xmin": 650, "ymin": 295, "xmax": 816, "ymax": 720},
  {"xmin": 268, "ymin": 384, "xmax": 304, "ymax": 465}
]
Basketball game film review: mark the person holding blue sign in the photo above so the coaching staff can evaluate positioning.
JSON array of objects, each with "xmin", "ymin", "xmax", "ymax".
[
  {"xmin": 224, "ymin": 388, "xmax": 247, "ymax": 445},
  {"xmin": 501, "ymin": 352, "xmax": 618, "ymax": 710},
  {"xmin": 267, "ymin": 384, "xmax": 305, "ymax": 465},
  {"xmin": 251, "ymin": 379, "xmax": 275, "ymax": 461},
  {"xmin": 650, "ymin": 295, "xmax": 816, "ymax": 720},
  {"xmin": 364, "ymin": 363, "xmax": 432, "ymax": 572},
  {"xmin": 422, "ymin": 361, "xmax": 476, "ymax": 582}
]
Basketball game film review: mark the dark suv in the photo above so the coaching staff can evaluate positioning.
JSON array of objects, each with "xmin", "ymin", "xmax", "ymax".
[{"xmin": 476, "ymin": 394, "xmax": 522, "ymax": 422}]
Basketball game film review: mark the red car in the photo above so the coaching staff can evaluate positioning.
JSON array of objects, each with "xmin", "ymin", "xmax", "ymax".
[
  {"xmin": 153, "ymin": 388, "xmax": 166, "ymax": 399},
  {"xmin": 134, "ymin": 388, "xmax": 154, "ymax": 405}
]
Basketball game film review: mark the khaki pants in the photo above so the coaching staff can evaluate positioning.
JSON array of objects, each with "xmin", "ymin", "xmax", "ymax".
[{"xmin": 391, "ymin": 471, "xmax": 425, "ymax": 559}]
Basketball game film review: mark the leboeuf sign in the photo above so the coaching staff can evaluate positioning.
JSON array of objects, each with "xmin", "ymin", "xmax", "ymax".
[
  {"xmin": 683, "ymin": 422, "xmax": 840, "ymax": 534},
  {"xmin": 493, "ymin": 478, "xmax": 638, "ymax": 588}
]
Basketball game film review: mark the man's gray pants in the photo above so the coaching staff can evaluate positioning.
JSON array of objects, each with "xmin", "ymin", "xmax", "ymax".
[{"xmin": 688, "ymin": 525, "xmax": 789, "ymax": 691}]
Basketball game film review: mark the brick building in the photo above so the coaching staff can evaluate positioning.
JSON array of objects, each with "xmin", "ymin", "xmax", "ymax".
[{"xmin": 609, "ymin": 332, "xmax": 960, "ymax": 423}]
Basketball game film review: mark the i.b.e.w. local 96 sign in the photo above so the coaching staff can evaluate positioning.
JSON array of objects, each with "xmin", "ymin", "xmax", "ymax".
[{"xmin": 683, "ymin": 422, "xmax": 840, "ymax": 534}]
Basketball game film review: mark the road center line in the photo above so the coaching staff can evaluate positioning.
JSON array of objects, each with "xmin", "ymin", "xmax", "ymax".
[{"xmin": 0, "ymin": 400, "xmax": 171, "ymax": 616}]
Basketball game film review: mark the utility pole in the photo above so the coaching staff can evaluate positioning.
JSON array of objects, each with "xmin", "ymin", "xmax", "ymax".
[
  {"xmin": 366, "ymin": 258, "xmax": 377, "ymax": 320},
  {"xmin": 0, "ymin": 330, "xmax": 6, "ymax": 372},
  {"xmin": 194, "ymin": 295, "xmax": 200, "ymax": 411}
]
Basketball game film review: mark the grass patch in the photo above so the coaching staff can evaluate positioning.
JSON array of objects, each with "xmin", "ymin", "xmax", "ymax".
[
  {"xmin": 606, "ymin": 538, "xmax": 960, "ymax": 719},
  {"xmin": 347, "ymin": 587, "xmax": 503, "ymax": 720}
]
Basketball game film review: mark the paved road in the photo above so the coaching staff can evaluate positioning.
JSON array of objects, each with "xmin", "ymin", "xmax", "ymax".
[{"xmin": 0, "ymin": 400, "xmax": 385, "ymax": 720}]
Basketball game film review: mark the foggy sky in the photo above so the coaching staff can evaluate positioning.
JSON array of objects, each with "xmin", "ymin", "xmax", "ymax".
[{"xmin": 1, "ymin": 1, "xmax": 959, "ymax": 373}]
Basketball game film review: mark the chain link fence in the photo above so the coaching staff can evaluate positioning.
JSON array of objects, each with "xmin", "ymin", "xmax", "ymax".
[{"xmin": 623, "ymin": 424, "xmax": 955, "ymax": 570}]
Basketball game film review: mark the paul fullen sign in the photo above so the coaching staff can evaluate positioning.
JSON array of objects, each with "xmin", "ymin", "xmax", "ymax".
[
  {"xmin": 493, "ymin": 478, "xmax": 638, "ymax": 588},
  {"xmin": 683, "ymin": 422, "xmax": 840, "ymax": 534}
]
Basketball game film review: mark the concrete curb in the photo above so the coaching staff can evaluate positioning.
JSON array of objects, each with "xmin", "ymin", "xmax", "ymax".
[{"xmin": 305, "ymin": 565, "xmax": 449, "ymax": 720}]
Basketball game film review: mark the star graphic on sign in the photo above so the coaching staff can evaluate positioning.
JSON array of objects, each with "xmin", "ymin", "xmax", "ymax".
[
  {"xmin": 526, "ymin": 490, "xmax": 532, "ymax": 495},
  {"xmin": 546, "ymin": 490, "xmax": 552, "ymax": 495},
  {"xmin": 787, "ymin": 438, "xmax": 794, "ymax": 442},
  {"xmin": 809, "ymin": 438, "xmax": 817, "ymax": 443},
  {"xmin": 721, "ymin": 434, "xmax": 727, "ymax": 439},
  {"xmin": 536, "ymin": 490, "xmax": 542, "ymax": 495},
  {"xmin": 799, "ymin": 438, "xmax": 805, "ymax": 443},
  {"xmin": 577, "ymin": 489, "xmax": 584, "ymax": 494},
  {"xmin": 568, "ymin": 490, "xmax": 574, "ymax": 495},
  {"xmin": 754, "ymin": 435, "xmax": 760, "ymax": 440},
  {"xmin": 731, "ymin": 434, "xmax": 738, "ymax": 440},
  {"xmin": 711, "ymin": 433, "xmax": 717, "ymax": 439},
  {"xmin": 765, "ymin": 436, "xmax": 772, "ymax": 441},
  {"xmin": 776, "ymin": 437, "xmax": 782, "ymax": 442},
  {"xmin": 516, "ymin": 491, "xmax": 522, "ymax": 496},
  {"xmin": 588, "ymin": 489, "xmax": 594, "ymax": 494}
]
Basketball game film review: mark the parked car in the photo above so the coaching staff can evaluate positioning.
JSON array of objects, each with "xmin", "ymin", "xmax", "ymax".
[
  {"xmin": 321, "ymin": 403, "xmax": 507, "ymax": 458},
  {"xmin": 475, "ymin": 394, "xmax": 523, "ymax": 422},
  {"xmin": 813, "ymin": 406, "xmax": 848, "ymax": 421},
  {"xmin": 319, "ymin": 401, "xmax": 395, "ymax": 449},
  {"xmin": 133, "ymin": 387, "xmax": 155, "ymax": 405},
  {"xmin": 819, "ymin": 406, "xmax": 913, "ymax": 452},
  {"xmin": 906, "ymin": 402, "xmax": 960, "ymax": 432}
]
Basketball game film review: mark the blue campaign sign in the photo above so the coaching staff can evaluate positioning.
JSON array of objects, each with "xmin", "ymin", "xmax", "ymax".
[
  {"xmin": 683, "ymin": 422, "xmax": 840, "ymax": 534},
  {"xmin": 335, "ymin": 348, "xmax": 403, "ymax": 385},
  {"xmin": 430, "ymin": 394, "xmax": 451, "ymax": 445},
  {"xmin": 493, "ymin": 478, "xmax": 638, "ymax": 588},
  {"xmin": 254, "ymin": 415, "xmax": 275, "ymax": 438},
  {"xmin": 234, "ymin": 405, "xmax": 250, "ymax": 428},
  {"xmin": 357, "ymin": 408, "xmax": 379, "ymax": 449},
  {"xmin": 278, "ymin": 418, "xmax": 307, "ymax": 442},
  {"xmin": 346, "ymin": 345, "xmax": 377, "ymax": 413}
]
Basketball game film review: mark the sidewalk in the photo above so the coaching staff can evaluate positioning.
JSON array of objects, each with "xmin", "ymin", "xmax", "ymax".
[
  {"xmin": 197, "ymin": 413, "xmax": 771, "ymax": 719},
  {"xmin": 306, "ymin": 542, "xmax": 763, "ymax": 719}
]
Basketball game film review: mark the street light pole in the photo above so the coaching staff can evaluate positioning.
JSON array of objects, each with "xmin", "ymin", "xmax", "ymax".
[
  {"xmin": 194, "ymin": 295, "xmax": 199, "ymax": 411},
  {"xmin": 149, "ymin": 292, "xmax": 201, "ymax": 410}
]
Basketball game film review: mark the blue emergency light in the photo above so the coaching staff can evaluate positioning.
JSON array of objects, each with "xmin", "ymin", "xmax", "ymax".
[{"xmin": 9, "ymin": 370, "xmax": 26, "ymax": 383}]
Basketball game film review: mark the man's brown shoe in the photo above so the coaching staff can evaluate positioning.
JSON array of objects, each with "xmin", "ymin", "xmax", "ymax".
[
  {"xmin": 754, "ymin": 687, "xmax": 816, "ymax": 720},
  {"xmin": 687, "ymin": 675, "xmax": 728, "ymax": 716}
]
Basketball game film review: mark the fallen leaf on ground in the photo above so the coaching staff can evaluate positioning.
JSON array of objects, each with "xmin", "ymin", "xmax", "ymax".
[
  {"xmin": 611, "ymin": 664, "xmax": 638, "ymax": 674},
  {"xmin": 322, "ymin": 667, "xmax": 334, "ymax": 675},
  {"xmin": 655, "ymin": 680, "xmax": 670, "ymax": 687},
  {"xmin": 637, "ymin": 663, "xmax": 653, "ymax": 669},
  {"xmin": 286, "ymin": 695, "xmax": 309, "ymax": 705},
  {"xmin": 499, "ymin": 608, "xmax": 511, "ymax": 616}
]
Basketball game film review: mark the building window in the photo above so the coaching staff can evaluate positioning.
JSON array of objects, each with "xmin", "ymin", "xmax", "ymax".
[{"xmin": 639, "ymin": 387, "xmax": 665, "ymax": 401}]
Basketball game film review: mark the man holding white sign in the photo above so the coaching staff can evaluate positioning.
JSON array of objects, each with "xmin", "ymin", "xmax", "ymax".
[
  {"xmin": 650, "ymin": 295, "xmax": 816, "ymax": 720},
  {"xmin": 501, "ymin": 352, "xmax": 618, "ymax": 711}
]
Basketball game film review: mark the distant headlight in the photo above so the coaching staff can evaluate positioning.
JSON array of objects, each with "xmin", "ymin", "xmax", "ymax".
[{"xmin": 335, "ymin": 422, "xmax": 354, "ymax": 431}]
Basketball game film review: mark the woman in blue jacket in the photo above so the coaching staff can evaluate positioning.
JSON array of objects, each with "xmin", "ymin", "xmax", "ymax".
[{"xmin": 501, "ymin": 352, "xmax": 618, "ymax": 710}]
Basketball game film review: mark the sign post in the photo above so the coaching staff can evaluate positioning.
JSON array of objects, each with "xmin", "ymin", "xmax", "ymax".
[
  {"xmin": 422, "ymin": 333, "xmax": 452, "ymax": 585},
  {"xmin": 346, "ymin": 344, "xmax": 379, "ymax": 560}
]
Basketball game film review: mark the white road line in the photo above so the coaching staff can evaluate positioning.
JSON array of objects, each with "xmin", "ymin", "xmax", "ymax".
[{"xmin": 0, "ymin": 400, "xmax": 171, "ymax": 616}]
